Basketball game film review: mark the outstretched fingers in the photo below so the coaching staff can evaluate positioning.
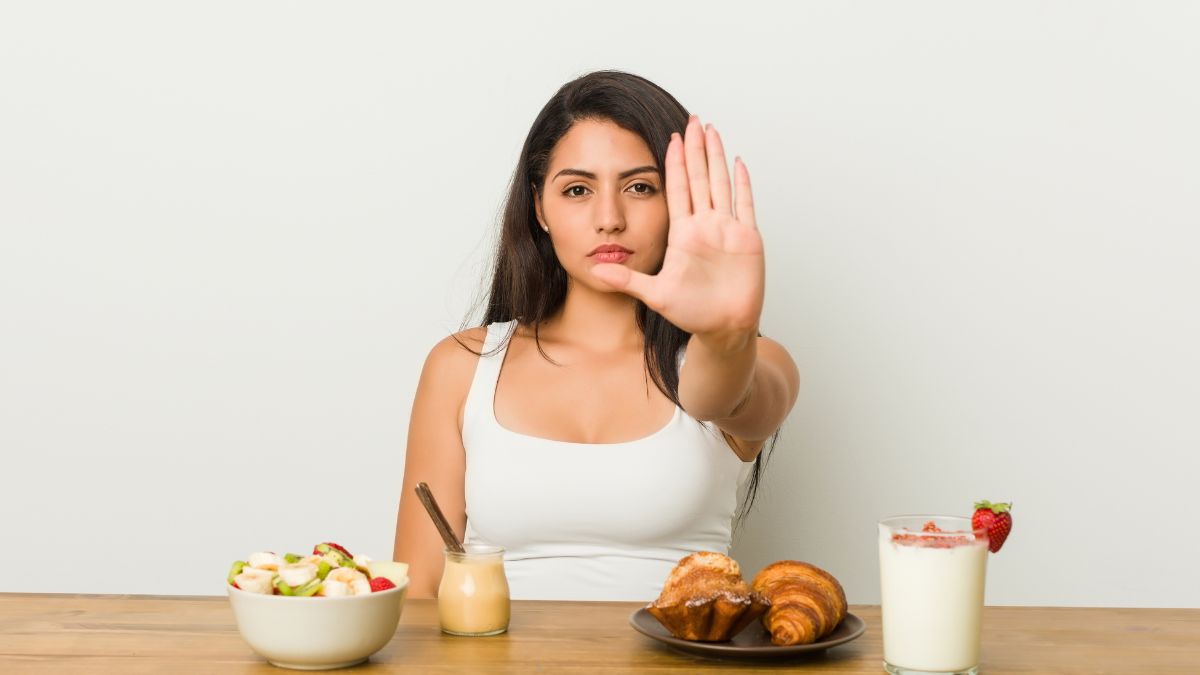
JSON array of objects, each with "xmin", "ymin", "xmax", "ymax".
[
  {"xmin": 733, "ymin": 157, "xmax": 757, "ymax": 229},
  {"xmin": 683, "ymin": 115, "xmax": 712, "ymax": 212},
  {"xmin": 705, "ymin": 124, "xmax": 733, "ymax": 216},
  {"xmin": 664, "ymin": 132, "xmax": 691, "ymax": 223}
]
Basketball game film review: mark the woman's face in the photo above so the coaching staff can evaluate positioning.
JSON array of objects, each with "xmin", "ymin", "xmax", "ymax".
[{"xmin": 534, "ymin": 118, "xmax": 668, "ymax": 291}]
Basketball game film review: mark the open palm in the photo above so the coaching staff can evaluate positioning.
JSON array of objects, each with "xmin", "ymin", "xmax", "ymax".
[{"xmin": 591, "ymin": 115, "xmax": 764, "ymax": 339}]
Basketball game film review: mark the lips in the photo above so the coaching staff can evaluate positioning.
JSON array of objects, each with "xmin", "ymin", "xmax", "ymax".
[
  {"xmin": 588, "ymin": 244, "xmax": 633, "ymax": 257},
  {"xmin": 588, "ymin": 244, "xmax": 633, "ymax": 264}
]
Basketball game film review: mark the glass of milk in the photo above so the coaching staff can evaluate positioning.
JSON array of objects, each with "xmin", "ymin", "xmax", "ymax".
[
  {"xmin": 437, "ymin": 544, "xmax": 511, "ymax": 636},
  {"xmin": 878, "ymin": 515, "xmax": 989, "ymax": 675}
]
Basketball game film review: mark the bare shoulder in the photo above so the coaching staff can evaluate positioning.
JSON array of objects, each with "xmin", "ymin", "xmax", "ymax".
[
  {"xmin": 411, "ymin": 326, "xmax": 493, "ymax": 433},
  {"xmin": 421, "ymin": 326, "xmax": 489, "ymax": 387},
  {"xmin": 428, "ymin": 326, "xmax": 489, "ymax": 359}
]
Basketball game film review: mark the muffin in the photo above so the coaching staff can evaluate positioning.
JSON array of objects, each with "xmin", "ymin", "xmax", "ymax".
[{"xmin": 646, "ymin": 552, "xmax": 770, "ymax": 642}]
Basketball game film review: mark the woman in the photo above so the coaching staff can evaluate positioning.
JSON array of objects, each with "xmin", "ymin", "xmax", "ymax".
[{"xmin": 393, "ymin": 70, "xmax": 799, "ymax": 601}]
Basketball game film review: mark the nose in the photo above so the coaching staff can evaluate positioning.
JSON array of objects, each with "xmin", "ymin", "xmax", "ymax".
[{"xmin": 594, "ymin": 190, "xmax": 626, "ymax": 234}]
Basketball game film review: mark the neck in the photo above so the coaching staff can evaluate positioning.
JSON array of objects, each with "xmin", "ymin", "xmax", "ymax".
[{"xmin": 540, "ymin": 279, "xmax": 642, "ymax": 352}]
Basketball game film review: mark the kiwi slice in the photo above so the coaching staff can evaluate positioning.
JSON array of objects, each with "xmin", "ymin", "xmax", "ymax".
[
  {"xmin": 273, "ymin": 576, "xmax": 296, "ymax": 596},
  {"xmin": 294, "ymin": 578, "xmax": 322, "ymax": 597},
  {"xmin": 227, "ymin": 561, "xmax": 247, "ymax": 586}
]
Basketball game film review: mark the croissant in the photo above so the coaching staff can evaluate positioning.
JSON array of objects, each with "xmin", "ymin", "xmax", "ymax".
[
  {"xmin": 647, "ymin": 552, "xmax": 770, "ymax": 642},
  {"xmin": 750, "ymin": 560, "xmax": 847, "ymax": 646}
]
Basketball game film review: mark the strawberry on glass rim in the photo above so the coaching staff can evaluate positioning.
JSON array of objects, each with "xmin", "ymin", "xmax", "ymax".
[{"xmin": 972, "ymin": 500, "xmax": 1013, "ymax": 553}]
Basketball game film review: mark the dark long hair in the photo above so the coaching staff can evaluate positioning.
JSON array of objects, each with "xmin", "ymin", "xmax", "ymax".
[{"xmin": 462, "ymin": 70, "xmax": 776, "ymax": 527}]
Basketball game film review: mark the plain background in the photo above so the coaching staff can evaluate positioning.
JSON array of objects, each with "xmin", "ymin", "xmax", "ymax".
[{"xmin": 2, "ymin": 1, "xmax": 1197, "ymax": 607}]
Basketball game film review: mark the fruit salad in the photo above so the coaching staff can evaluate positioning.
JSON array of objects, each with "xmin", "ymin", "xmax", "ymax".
[{"xmin": 227, "ymin": 542, "xmax": 410, "ymax": 596}]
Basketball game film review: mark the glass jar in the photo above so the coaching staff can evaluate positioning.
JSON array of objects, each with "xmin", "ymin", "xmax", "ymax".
[{"xmin": 437, "ymin": 544, "xmax": 510, "ymax": 636}]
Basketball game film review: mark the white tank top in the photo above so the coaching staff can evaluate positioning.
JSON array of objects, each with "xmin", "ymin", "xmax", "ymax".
[{"xmin": 461, "ymin": 320, "xmax": 754, "ymax": 601}]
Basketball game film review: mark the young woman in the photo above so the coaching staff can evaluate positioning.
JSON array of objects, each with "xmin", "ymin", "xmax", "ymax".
[{"xmin": 393, "ymin": 71, "xmax": 799, "ymax": 601}]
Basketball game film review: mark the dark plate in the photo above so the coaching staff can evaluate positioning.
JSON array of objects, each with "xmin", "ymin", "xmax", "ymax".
[{"xmin": 629, "ymin": 607, "xmax": 866, "ymax": 660}]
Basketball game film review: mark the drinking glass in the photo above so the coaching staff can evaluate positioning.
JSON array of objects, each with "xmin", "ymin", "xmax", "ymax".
[{"xmin": 878, "ymin": 515, "xmax": 989, "ymax": 674}]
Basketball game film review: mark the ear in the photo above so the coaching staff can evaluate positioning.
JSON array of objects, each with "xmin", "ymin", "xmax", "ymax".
[{"xmin": 532, "ymin": 184, "xmax": 548, "ymax": 230}]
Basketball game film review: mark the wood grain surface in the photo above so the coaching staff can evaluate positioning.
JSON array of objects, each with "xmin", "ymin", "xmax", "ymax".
[{"xmin": 1, "ymin": 594, "xmax": 1197, "ymax": 673}]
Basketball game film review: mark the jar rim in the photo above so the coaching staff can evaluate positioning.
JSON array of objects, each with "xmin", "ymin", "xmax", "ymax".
[{"xmin": 444, "ymin": 543, "xmax": 505, "ymax": 558}]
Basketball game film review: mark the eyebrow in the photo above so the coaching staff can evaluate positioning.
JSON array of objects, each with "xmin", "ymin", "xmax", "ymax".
[{"xmin": 552, "ymin": 165, "xmax": 660, "ymax": 181}]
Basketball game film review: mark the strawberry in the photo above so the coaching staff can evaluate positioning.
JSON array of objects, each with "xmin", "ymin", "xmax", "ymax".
[
  {"xmin": 972, "ymin": 500, "xmax": 1013, "ymax": 553},
  {"xmin": 369, "ymin": 577, "xmax": 396, "ymax": 593}
]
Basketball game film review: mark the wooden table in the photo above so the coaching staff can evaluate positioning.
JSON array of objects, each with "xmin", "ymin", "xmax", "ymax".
[{"xmin": 1, "ymin": 594, "xmax": 1197, "ymax": 673}]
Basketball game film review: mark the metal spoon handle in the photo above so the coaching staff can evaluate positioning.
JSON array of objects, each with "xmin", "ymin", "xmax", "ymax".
[{"xmin": 415, "ymin": 482, "xmax": 465, "ymax": 553}]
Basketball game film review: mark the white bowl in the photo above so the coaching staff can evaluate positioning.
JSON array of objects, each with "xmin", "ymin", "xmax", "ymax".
[{"xmin": 227, "ymin": 580, "xmax": 408, "ymax": 670}]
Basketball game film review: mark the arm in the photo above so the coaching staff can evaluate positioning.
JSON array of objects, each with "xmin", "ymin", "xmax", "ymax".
[
  {"xmin": 677, "ymin": 329, "xmax": 800, "ymax": 461},
  {"xmin": 392, "ymin": 330, "xmax": 482, "ymax": 598}
]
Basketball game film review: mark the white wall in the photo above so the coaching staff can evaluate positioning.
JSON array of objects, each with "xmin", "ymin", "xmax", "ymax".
[{"xmin": 2, "ymin": 1, "xmax": 1197, "ymax": 607}]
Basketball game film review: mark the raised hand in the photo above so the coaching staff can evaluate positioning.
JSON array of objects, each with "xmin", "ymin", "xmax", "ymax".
[{"xmin": 590, "ymin": 115, "xmax": 764, "ymax": 345}]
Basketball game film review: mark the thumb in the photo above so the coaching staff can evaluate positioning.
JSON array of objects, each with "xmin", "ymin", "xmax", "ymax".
[{"xmin": 590, "ymin": 264, "xmax": 659, "ymax": 308}]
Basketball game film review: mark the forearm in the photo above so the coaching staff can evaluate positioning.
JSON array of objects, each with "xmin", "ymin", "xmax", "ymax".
[
  {"xmin": 678, "ymin": 331, "xmax": 798, "ymax": 442},
  {"xmin": 678, "ymin": 327, "xmax": 757, "ymax": 421}
]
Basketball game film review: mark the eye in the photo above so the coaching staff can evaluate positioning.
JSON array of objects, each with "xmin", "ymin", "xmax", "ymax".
[{"xmin": 562, "ymin": 182, "xmax": 658, "ymax": 198}]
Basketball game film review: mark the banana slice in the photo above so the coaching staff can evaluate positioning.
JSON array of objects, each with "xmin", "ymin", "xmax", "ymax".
[
  {"xmin": 247, "ymin": 551, "xmax": 283, "ymax": 571},
  {"xmin": 234, "ymin": 567, "xmax": 276, "ymax": 594},
  {"xmin": 278, "ymin": 561, "xmax": 318, "ymax": 587},
  {"xmin": 319, "ymin": 567, "xmax": 371, "ymax": 596}
]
